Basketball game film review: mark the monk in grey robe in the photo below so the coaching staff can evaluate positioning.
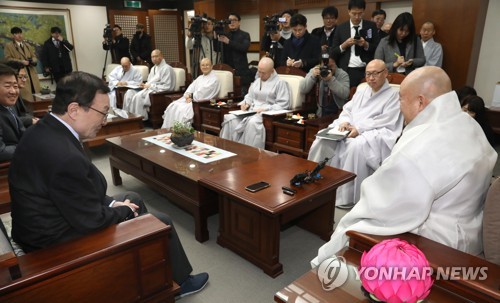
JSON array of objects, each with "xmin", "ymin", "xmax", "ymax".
[{"xmin": 107, "ymin": 57, "xmax": 143, "ymax": 108}]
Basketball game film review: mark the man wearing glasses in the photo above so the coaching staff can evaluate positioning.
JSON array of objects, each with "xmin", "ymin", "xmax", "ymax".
[
  {"xmin": 215, "ymin": 13, "xmax": 252, "ymax": 94},
  {"xmin": 4, "ymin": 61, "xmax": 38, "ymax": 127},
  {"xmin": 9, "ymin": 71, "xmax": 210, "ymax": 298},
  {"xmin": 308, "ymin": 59, "xmax": 403, "ymax": 209},
  {"xmin": 0, "ymin": 64, "xmax": 25, "ymax": 162},
  {"xmin": 330, "ymin": 0, "xmax": 380, "ymax": 87}
]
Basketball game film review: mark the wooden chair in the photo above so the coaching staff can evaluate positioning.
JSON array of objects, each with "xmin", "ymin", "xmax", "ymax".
[
  {"xmin": 192, "ymin": 63, "xmax": 242, "ymax": 131},
  {"xmin": 0, "ymin": 214, "xmax": 179, "ymax": 302},
  {"xmin": 348, "ymin": 73, "xmax": 406, "ymax": 100},
  {"xmin": 103, "ymin": 63, "xmax": 120, "ymax": 82},
  {"xmin": 347, "ymin": 231, "xmax": 500, "ymax": 303},
  {"xmin": 0, "ymin": 162, "xmax": 10, "ymax": 214},
  {"xmin": 148, "ymin": 62, "xmax": 192, "ymax": 129}
]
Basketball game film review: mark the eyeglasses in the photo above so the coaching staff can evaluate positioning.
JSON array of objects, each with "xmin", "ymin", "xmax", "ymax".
[
  {"xmin": 228, "ymin": 18, "xmax": 239, "ymax": 22},
  {"xmin": 365, "ymin": 69, "xmax": 386, "ymax": 78},
  {"xmin": 88, "ymin": 106, "xmax": 109, "ymax": 121},
  {"xmin": 18, "ymin": 75, "xmax": 28, "ymax": 80}
]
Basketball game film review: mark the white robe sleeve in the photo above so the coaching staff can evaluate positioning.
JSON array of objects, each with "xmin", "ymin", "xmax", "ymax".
[{"xmin": 193, "ymin": 73, "xmax": 220, "ymax": 101}]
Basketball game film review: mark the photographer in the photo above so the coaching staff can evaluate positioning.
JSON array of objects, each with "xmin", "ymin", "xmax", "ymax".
[
  {"xmin": 260, "ymin": 10, "xmax": 294, "ymax": 65},
  {"xmin": 41, "ymin": 26, "xmax": 74, "ymax": 84},
  {"xmin": 186, "ymin": 16, "xmax": 218, "ymax": 78},
  {"xmin": 214, "ymin": 13, "xmax": 252, "ymax": 94},
  {"xmin": 300, "ymin": 56, "xmax": 349, "ymax": 117},
  {"xmin": 4, "ymin": 26, "xmax": 41, "ymax": 101},
  {"xmin": 102, "ymin": 25, "xmax": 131, "ymax": 63}
]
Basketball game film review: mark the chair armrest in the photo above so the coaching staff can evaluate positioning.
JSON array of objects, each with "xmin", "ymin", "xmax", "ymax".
[
  {"xmin": 346, "ymin": 231, "xmax": 500, "ymax": 303},
  {"xmin": 0, "ymin": 214, "xmax": 179, "ymax": 301}
]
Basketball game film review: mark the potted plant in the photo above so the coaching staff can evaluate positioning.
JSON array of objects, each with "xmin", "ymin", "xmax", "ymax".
[
  {"xmin": 170, "ymin": 121, "xmax": 195, "ymax": 147},
  {"xmin": 40, "ymin": 85, "xmax": 51, "ymax": 95}
]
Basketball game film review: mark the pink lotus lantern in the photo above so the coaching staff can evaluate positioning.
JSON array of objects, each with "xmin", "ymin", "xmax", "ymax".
[{"xmin": 359, "ymin": 238, "xmax": 434, "ymax": 303}]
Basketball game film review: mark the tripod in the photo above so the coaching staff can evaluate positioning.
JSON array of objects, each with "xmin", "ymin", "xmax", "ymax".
[
  {"xmin": 268, "ymin": 40, "xmax": 278, "ymax": 62},
  {"xmin": 101, "ymin": 40, "xmax": 112, "ymax": 80},
  {"xmin": 191, "ymin": 34, "xmax": 204, "ymax": 79}
]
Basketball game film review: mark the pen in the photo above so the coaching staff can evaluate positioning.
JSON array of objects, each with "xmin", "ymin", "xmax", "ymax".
[{"xmin": 394, "ymin": 52, "xmax": 400, "ymax": 57}]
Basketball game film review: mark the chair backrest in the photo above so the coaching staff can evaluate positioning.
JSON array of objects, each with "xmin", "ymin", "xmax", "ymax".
[
  {"xmin": 104, "ymin": 64, "xmax": 120, "ymax": 82},
  {"xmin": 213, "ymin": 63, "xmax": 240, "ymax": 97},
  {"xmin": 276, "ymin": 66, "xmax": 307, "ymax": 110},
  {"xmin": 483, "ymin": 177, "xmax": 500, "ymax": 265},
  {"xmin": 134, "ymin": 65, "xmax": 149, "ymax": 82},
  {"xmin": 172, "ymin": 68, "xmax": 186, "ymax": 91},
  {"xmin": 213, "ymin": 70, "xmax": 234, "ymax": 98}
]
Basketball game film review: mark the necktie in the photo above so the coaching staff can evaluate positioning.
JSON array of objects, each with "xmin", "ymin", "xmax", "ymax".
[
  {"xmin": 353, "ymin": 26, "xmax": 361, "ymax": 56},
  {"xmin": 19, "ymin": 43, "xmax": 25, "ymax": 54}
]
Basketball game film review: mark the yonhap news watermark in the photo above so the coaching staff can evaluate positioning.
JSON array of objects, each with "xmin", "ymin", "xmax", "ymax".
[{"xmin": 317, "ymin": 256, "xmax": 489, "ymax": 291}]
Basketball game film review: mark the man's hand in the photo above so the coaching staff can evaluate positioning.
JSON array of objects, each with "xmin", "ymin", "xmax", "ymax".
[
  {"xmin": 286, "ymin": 57, "xmax": 295, "ymax": 67},
  {"xmin": 240, "ymin": 102, "xmax": 250, "ymax": 111},
  {"xmin": 254, "ymin": 107, "xmax": 265, "ymax": 113},
  {"xmin": 185, "ymin": 93, "xmax": 193, "ymax": 103},
  {"xmin": 270, "ymin": 32, "xmax": 281, "ymax": 42},
  {"xmin": 32, "ymin": 117, "xmax": 39, "ymax": 124},
  {"xmin": 218, "ymin": 35, "xmax": 230, "ymax": 44},
  {"xmin": 292, "ymin": 59, "xmax": 303, "ymax": 68},
  {"xmin": 338, "ymin": 122, "xmax": 351, "ymax": 132},
  {"xmin": 321, "ymin": 44, "xmax": 329, "ymax": 53},
  {"xmin": 113, "ymin": 199, "xmax": 139, "ymax": 217},
  {"xmin": 347, "ymin": 126, "xmax": 359, "ymax": 138}
]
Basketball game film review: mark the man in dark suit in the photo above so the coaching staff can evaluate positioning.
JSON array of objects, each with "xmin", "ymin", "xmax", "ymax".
[
  {"xmin": 331, "ymin": 0, "xmax": 380, "ymax": 87},
  {"xmin": 41, "ymin": 26, "xmax": 74, "ymax": 83},
  {"xmin": 0, "ymin": 64, "xmax": 25, "ymax": 162},
  {"xmin": 8, "ymin": 71, "xmax": 209, "ymax": 298},
  {"xmin": 311, "ymin": 6, "xmax": 339, "ymax": 54},
  {"xmin": 280, "ymin": 13, "xmax": 321, "ymax": 72},
  {"xmin": 130, "ymin": 23, "xmax": 153, "ymax": 66}
]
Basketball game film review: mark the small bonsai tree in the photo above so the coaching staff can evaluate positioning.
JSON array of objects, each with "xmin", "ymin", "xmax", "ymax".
[{"xmin": 171, "ymin": 121, "xmax": 195, "ymax": 137}]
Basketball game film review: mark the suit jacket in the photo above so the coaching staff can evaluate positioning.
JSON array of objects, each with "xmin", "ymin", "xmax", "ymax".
[
  {"xmin": 311, "ymin": 26, "xmax": 336, "ymax": 51},
  {"xmin": 374, "ymin": 36, "xmax": 426, "ymax": 74},
  {"xmin": 3, "ymin": 41, "xmax": 41, "ymax": 101},
  {"xmin": 130, "ymin": 32, "xmax": 153, "ymax": 64},
  {"xmin": 331, "ymin": 20, "xmax": 380, "ymax": 70},
  {"xmin": 422, "ymin": 38, "xmax": 443, "ymax": 67},
  {"xmin": 215, "ymin": 29, "xmax": 251, "ymax": 81},
  {"xmin": 14, "ymin": 96, "xmax": 34, "ymax": 128},
  {"xmin": 9, "ymin": 114, "xmax": 132, "ymax": 252},
  {"xmin": 0, "ymin": 106, "xmax": 25, "ymax": 162},
  {"xmin": 40, "ymin": 37, "xmax": 74, "ymax": 74},
  {"xmin": 280, "ymin": 32, "xmax": 321, "ymax": 72}
]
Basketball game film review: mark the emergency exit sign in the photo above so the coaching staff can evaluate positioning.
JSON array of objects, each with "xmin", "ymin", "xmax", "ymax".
[{"xmin": 124, "ymin": 1, "xmax": 141, "ymax": 8}]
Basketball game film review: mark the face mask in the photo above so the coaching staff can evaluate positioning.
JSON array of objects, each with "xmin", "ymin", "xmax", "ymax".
[{"xmin": 136, "ymin": 31, "xmax": 141, "ymax": 35}]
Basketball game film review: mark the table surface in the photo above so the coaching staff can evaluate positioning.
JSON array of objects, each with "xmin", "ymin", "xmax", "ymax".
[
  {"xmin": 199, "ymin": 153, "xmax": 356, "ymax": 215},
  {"xmin": 106, "ymin": 130, "xmax": 277, "ymax": 182}
]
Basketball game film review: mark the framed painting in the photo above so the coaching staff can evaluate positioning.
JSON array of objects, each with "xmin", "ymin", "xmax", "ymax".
[{"xmin": 0, "ymin": 6, "xmax": 77, "ymax": 78}]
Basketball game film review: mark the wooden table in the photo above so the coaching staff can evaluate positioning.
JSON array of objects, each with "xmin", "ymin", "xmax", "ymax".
[
  {"xmin": 83, "ymin": 113, "xmax": 144, "ymax": 148},
  {"xmin": 106, "ymin": 130, "xmax": 277, "ymax": 242},
  {"xmin": 199, "ymin": 154, "xmax": 355, "ymax": 277},
  {"xmin": 26, "ymin": 93, "xmax": 54, "ymax": 118}
]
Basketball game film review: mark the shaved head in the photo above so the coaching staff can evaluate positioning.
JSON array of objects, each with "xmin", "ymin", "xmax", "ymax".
[
  {"xmin": 257, "ymin": 57, "xmax": 275, "ymax": 81},
  {"xmin": 365, "ymin": 59, "xmax": 388, "ymax": 92},
  {"xmin": 399, "ymin": 66, "xmax": 451, "ymax": 124}
]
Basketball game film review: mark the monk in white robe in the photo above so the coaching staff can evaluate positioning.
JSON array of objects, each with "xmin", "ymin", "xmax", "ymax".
[
  {"xmin": 220, "ymin": 57, "xmax": 291, "ymax": 148},
  {"xmin": 107, "ymin": 57, "xmax": 143, "ymax": 108},
  {"xmin": 308, "ymin": 59, "xmax": 403, "ymax": 208},
  {"xmin": 161, "ymin": 58, "xmax": 220, "ymax": 129},
  {"xmin": 311, "ymin": 66, "xmax": 497, "ymax": 268},
  {"xmin": 123, "ymin": 49, "xmax": 175, "ymax": 119}
]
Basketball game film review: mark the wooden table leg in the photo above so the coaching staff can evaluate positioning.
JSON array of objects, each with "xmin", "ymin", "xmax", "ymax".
[
  {"xmin": 297, "ymin": 191, "xmax": 335, "ymax": 241},
  {"xmin": 109, "ymin": 158, "xmax": 123, "ymax": 186}
]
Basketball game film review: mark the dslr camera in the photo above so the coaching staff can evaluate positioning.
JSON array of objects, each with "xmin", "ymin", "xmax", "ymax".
[
  {"xmin": 27, "ymin": 57, "xmax": 37, "ymax": 67},
  {"xmin": 103, "ymin": 24, "xmax": 113, "ymax": 43},
  {"xmin": 189, "ymin": 14, "xmax": 207, "ymax": 36},
  {"xmin": 319, "ymin": 52, "xmax": 331, "ymax": 78},
  {"xmin": 214, "ymin": 19, "xmax": 229, "ymax": 36}
]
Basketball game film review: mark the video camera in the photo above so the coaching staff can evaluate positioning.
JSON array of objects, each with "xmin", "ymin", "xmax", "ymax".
[
  {"xmin": 319, "ymin": 52, "xmax": 331, "ymax": 78},
  {"xmin": 263, "ymin": 14, "xmax": 281, "ymax": 34},
  {"xmin": 103, "ymin": 24, "xmax": 113, "ymax": 43},
  {"xmin": 214, "ymin": 19, "xmax": 230, "ymax": 36},
  {"xmin": 189, "ymin": 14, "xmax": 208, "ymax": 36}
]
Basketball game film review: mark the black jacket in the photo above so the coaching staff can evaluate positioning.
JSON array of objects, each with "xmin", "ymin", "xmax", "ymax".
[
  {"xmin": 9, "ymin": 114, "xmax": 132, "ymax": 252},
  {"xmin": 311, "ymin": 26, "xmax": 336, "ymax": 51},
  {"xmin": 0, "ymin": 106, "xmax": 25, "ymax": 162},
  {"xmin": 214, "ymin": 29, "xmax": 251, "ymax": 79},
  {"xmin": 130, "ymin": 32, "xmax": 152, "ymax": 64},
  {"xmin": 280, "ymin": 32, "xmax": 321, "ymax": 72},
  {"xmin": 103, "ymin": 34, "xmax": 131, "ymax": 63},
  {"xmin": 40, "ymin": 38, "xmax": 74, "ymax": 74}
]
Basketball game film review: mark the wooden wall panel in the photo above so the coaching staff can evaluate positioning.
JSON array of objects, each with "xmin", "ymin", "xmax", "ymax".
[{"xmin": 412, "ymin": 0, "xmax": 488, "ymax": 89}]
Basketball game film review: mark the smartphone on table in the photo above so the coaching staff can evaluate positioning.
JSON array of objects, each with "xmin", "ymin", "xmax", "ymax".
[{"xmin": 245, "ymin": 181, "xmax": 270, "ymax": 193}]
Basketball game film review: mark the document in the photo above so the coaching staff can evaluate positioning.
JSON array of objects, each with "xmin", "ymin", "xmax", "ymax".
[
  {"xmin": 229, "ymin": 110, "xmax": 257, "ymax": 117},
  {"xmin": 315, "ymin": 126, "xmax": 350, "ymax": 141}
]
